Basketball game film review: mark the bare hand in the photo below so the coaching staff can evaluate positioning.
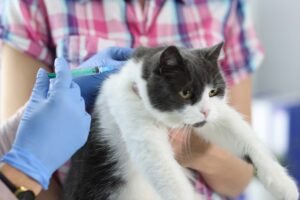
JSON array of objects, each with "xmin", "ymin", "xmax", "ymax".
[{"xmin": 169, "ymin": 128, "xmax": 211, "ymax": 168}]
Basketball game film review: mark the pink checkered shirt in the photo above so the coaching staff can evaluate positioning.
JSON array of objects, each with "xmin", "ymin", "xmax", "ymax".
[{"xmin": 1, "ymin": 0, "xmax": 263, "ymax": 199}]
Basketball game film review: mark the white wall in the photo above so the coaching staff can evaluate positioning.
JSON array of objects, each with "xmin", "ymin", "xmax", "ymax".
[
  {"xmin": 251, "ymin": 0, "xmax": 300, "ymax": 96},
  {"xmin": 246, "ymin": 2, "xmax": 300, "ymax": 199}
]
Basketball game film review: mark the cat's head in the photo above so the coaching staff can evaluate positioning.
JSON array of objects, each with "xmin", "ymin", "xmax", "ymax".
[{"xmin": 134, "ymin": 43, "xmax": 226, "ymax": 128}]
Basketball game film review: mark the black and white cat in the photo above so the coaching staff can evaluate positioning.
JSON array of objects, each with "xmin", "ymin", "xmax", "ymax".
[{"xmin": 64, "ymin": 43, "xmax": 299, "ymax": 200}]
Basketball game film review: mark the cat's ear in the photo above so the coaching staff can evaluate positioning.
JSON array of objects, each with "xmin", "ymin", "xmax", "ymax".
[
  {"xmin": 155, "ymin": 46, "xmax": 184, "ymax": 75},
  {"xmin": 160, "ymin": 46, "xmax": 183, "ymax": 66},
  {"xmin": 201, "ymin": 42, "xmax": 224, "ymax": 60}
]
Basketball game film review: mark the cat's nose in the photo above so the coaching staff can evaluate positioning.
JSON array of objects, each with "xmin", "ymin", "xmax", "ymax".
[{"xmin": 200, "ymin": 109, "xmax": 210, "ymax": 118}]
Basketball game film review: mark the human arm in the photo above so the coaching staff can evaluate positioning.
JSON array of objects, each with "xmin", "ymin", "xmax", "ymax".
[
  {"xmin": 0, "ymin": 110, "xmax": 61, "ymax": 200},
  {"xmin": 0, "ymin": 165, "xmax": 62, "ymax": 200},
  {"xmin": 0, "ymin": 0, "xmax": 54, "ymax": 122},
  {"xmin": 0, "ymin": 44, "xmax": 60, "ymax": 199},
  {"xmin": 0, "ymin": 163, "xmax": 42, "ymax": 196},
  {"xmin": 0, "ymin": 58, "xmax": 91, "ymax": 197},
  {"xmin": 0, "ymin": 172, "xmax": 18, "ymax": 200},
  {"xmin": 0, "ymin": 44, "xmax": 49, "ymax": 121},
  {"xmin": 0, "ymin": 106, "xmax": 25, "ymax": 158}
]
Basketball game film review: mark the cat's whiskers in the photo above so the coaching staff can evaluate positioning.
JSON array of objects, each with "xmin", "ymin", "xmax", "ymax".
[
  {"xmin": 186, "ymin": 125, "xmax": 193, "ymax": 161},
  {"xmin": 182, "ymin": 125, "xmax": 193, "ymax": 162},
  {"xmin": 182, "ymin": 125, "xmax": 189, "ymax": 160},
  {"xmin": 168, "ymin": 128, "xmax": 181, "ymax": 149},
  {"xmin": 168, "ymin": 126, "xmax": 189, "ymax": 162}
]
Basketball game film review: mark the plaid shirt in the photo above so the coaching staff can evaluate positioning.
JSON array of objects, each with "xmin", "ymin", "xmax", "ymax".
[{"xmin": 0, "ymin": 0, "xmax": 263, "ymax": 199}]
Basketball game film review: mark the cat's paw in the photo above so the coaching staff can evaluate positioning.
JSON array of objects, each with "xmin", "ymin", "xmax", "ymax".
[{"xmin": 258, "ymin": 167, "xmax": 299, "ymax": 200}]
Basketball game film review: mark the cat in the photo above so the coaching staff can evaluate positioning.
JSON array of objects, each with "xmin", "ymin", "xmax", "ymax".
[{"xmin": 63, "ymin": 43, "xmax": 299, "ymax": 200}]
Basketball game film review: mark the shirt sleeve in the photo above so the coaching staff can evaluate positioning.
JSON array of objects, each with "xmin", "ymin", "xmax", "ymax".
[
  {"xmin": 0, "ymin": 180, "xmax": 17, "ymax": 200},
  {"xmin": 221, "ymin": 0, "xmax": 264, "ymax": 86},
  {"xmin": 0, "ymin": 0, "xmax": 54, "ymax": 65},
  {"xmin": 0, "ymin": 106, "xmax": 25, "ymax": 158}
]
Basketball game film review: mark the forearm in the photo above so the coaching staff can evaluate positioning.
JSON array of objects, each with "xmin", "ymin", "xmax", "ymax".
[
  {"xmin": 190, "ymin": 143, "xmax": 254, "ymax": 197},
  {"xmin": 0, "ymin": 106, "xmax": 25, "ymax": 157},
  {"xmin": 0, "ymin": 164, "xmax": 61, "ymax": 200},
  {"xmin": 0, "ymin": 163, "xmax": 42, "ymax": 196},
  {"xmin": 0, "ymin": 44, "xmax": 48, "ymax": 121}
]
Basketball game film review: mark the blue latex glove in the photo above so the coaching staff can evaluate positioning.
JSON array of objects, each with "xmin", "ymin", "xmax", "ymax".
[
  {"xmin": 74, "ymin": 47, "xmax": 133, "ymax": 111},
  {"xmin": 2, "ymin": 58, "xmax": 91, "ymax": 189}
]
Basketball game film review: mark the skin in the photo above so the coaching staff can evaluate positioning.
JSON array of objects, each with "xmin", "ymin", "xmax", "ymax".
[
  {"xmin": 0, "ymin": 163, "xmax": 62, "ymax": 200},
  {"xmin": 0, "ymin": 45, "xmax": 51, "ymax": 121},
  {"xmin": 0, "ymin": 164, "xmax": 42, "ymax": 196}
]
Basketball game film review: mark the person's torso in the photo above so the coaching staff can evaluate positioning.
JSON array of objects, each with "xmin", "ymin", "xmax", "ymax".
[{"xmin": 42, "ymin": 0, "xmax": 228, "ymax": 68}]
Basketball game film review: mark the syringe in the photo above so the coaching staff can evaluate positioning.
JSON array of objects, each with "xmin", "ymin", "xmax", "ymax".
[{"xmin": 48, "ymin": 66, "xmax": 117, "ymax": 79}]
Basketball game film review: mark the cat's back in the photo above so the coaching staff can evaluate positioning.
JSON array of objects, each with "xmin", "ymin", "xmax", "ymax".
[
  {"xmin": 63, "ymin": 109, "xmax": 127, "ymax": 200},
  {"xmin": 63, "ymin": 47, "xmax": 165, "ymax": 200}
]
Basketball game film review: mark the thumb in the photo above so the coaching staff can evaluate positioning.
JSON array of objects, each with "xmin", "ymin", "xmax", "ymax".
[{"xmin": 31, "ymin": 68, "xmax": 49, "ymax": 100}]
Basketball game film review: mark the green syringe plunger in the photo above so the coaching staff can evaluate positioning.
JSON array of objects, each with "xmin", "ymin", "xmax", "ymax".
[{"xmin": 48, "ymin": 66, "xmax": 117, "ymax": 79}]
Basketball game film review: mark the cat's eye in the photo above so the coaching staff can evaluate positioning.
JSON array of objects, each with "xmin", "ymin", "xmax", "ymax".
[
  {"xmin": 179, "ymin": 90, "xmax": 192, "ymax": 99},
  {"xmin": 209, "ymin": 88, "xmax": 219, "ymax": 97}
]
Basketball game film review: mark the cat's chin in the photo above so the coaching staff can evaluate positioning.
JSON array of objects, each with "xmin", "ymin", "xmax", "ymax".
[
  {"xmin": 163, "ymin": 121, "xmax": 186, "ymax": 129},
  {"xmin": 163, "ymin": 121, "xmax": 208, "ymax": 129}
]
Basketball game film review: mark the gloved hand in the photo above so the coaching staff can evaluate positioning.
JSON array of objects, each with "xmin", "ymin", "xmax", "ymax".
[
  {"xmin": 2, "ymin": 58, "xmax": 91, "ymax": 189},
  {"xmin": 74, "ymin": 47, "xmax": 133, "ymax": 111}
]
